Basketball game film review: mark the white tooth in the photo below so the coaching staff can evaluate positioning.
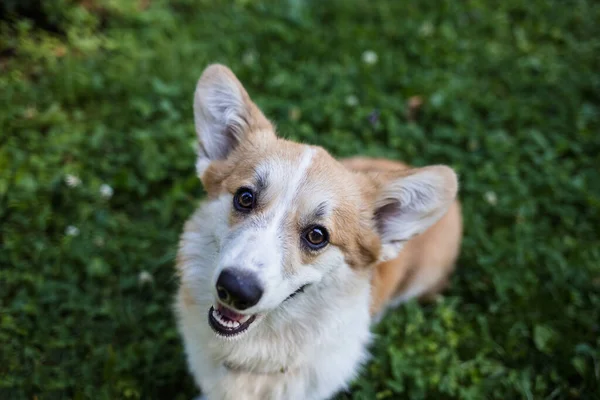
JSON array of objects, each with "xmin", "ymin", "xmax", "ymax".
[
  {"xmin": 239, "ymin": 315, "xmax": 251, "ymax": 323},
  {"xmin": 232, "ymin": 321, "xmax": 240, "ymax": 327}
]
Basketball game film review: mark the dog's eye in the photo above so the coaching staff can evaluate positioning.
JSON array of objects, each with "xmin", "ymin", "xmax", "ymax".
[
  {"xmin": 302, "ymin": 226, "xmax": 329, "ymax": 250},
  {"xmin": 233, "ymin": 188, "xmax": 255, "ymax": 212}
]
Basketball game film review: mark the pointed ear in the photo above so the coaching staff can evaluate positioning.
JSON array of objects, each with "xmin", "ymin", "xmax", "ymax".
[
  {"xmin": 193, "ymin": 64, "xmax": 273, "ymax": 176},
  {"xmin": 373, "ymin": 166, "xmax": 458, "ymax": 261}
]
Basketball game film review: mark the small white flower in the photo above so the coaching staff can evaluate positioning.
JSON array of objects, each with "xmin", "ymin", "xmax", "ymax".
[
  {"xmin": 362, "ymin": 50, "xmax": 378, "ymax": 65},
  {"xmin": 138, "ymin": 270, "xmax": 154, "ymax": 285},
  {"xmin": 288, "ymin": 106, "xmax": 301, "ymax": 121},
  {"xmin": 484, "ymin": 191, "xmax": 498, "ymax": 206},
  {"xmin": 65, "ymin": 225, "xmax": 80, "ymax": 236},
  {"xmin": 65, "ymin": 174, "xmax": 81, "ymax": 187},
  {"xmin": 23, "ymin": 107, "xmax": 37, "ymax": 119},
  {"xmin": 242, "ymin": 50, "xmax": 257, "ymax": 66},
  {"xmin": 93, "ymin": 236, "xmax": 105, "ymax": 247},
  {"xmin": 419, "ymin": 21, "xmax": 434, "ymax": 37},
  {"xmin": 99, "ymin": 184, "xmax": 114, "ymax": 199},
  {"xmin": 345, "ymin": 95, "xmax": 359, "ymax": 107},
  {"xmin": 468, "ymin": 139, "xmax": 479, "ymax": 151}
]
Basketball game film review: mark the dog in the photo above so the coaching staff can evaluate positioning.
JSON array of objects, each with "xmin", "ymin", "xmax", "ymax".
[{"xmin": 174, "ymin": 64, "xmax": 462, "ymax": 400}]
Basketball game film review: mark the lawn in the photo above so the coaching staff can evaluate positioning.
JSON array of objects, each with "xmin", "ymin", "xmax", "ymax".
[{"xmin": 1, "ymin": 0, "xmax": 599, "ymax": 399}]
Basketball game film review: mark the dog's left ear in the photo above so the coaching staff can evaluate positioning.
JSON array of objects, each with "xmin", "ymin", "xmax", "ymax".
[
  {"xmin": 193, "ymin": 64, "xmax": 273, "ymax": 176},
  {"xmin": 373, "ymin": 166, "xmax": 458, "ymax": 261}
]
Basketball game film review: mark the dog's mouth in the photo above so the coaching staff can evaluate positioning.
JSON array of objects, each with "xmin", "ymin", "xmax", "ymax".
[
  {"xmin": 208, "ymin": 284, "xmax": 310, "ymax": 338},
  {"xmin": 208, "ymin": 304, "xmax": 257, "ymax": 338}
]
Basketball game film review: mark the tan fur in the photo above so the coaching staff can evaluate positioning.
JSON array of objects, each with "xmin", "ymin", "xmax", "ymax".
[
  {"xmin": 181, "ymin": 285, "xmax": 197, "ymax": 307},
  {"xmin": 342, "ymin": 157, "xmax": 463, "ymax": 315},
  {"xmin": 200, "ymin": 135, "xmax": 381, "ymax": 276},
  {"xmin": 305, "ymin": 149, "xmax": 381, "ymax": 269},
  {"xmin": 202, "ymin": 144, "xmax": 461, "ymax": 317},
  {"xmin": 193, "ymin": 63, "xmax": 462, "ymax": 317}
]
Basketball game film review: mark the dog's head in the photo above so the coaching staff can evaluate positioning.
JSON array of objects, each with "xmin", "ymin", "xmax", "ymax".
[{"xmin": 190, "ymin": 65, "xmax": 457, "ymax": 339}]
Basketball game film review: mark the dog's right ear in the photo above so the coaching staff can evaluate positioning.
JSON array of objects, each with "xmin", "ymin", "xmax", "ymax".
[
  {"xmin": 193, "ymin": 64, "xmax": 273, "ymax": 177},
  {"xmin": 372, "ymin": 166, "xmax": 458, "ymax": 261}
]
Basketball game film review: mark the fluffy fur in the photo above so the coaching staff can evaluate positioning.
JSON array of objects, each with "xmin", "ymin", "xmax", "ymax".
[{"xmin": 175, "ymin": 64, "xmax": 463, "ymax": 400}]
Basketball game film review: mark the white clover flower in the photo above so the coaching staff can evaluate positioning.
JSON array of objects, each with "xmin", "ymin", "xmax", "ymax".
[
  {"xmin": 93, "ymin": 236, "xmax": 105, "ymax": 247},
  {"xmin": 242, "ymin": 50, "xmax": 257, "ymax": 66},
  {"xmin": 23, "ymin": 107, "xmax": 37, "ymax": 119},
  {"xmin": 345, "ymin": 95, "xmax": 359, "ymax": 107},
  {"xmin": 362, "ymin": 50, "xmax": 378, "ymax": 65},
  {"xmin": 138, "ymin": 270, "xmax": 154, "ymax": 285},
  {"xmin": 468, "ymin": 139, "xmax": 479, "ymax": 151},
  {"xmin": 65, "ymin": 225, "xmax": 80, "ymax": 236},
  {"xmin": 484, "ymin": 191, "xmax": 498, "ymax": 206},
  {"xmin": 65, "ymin": 174, "xmax": 81, "ymax": 187},
  {"xmin": 288, "ymin": 106, "xmax": 301, "ymax": 121},
  {"xmin": 419, "ymin": 21, "xmax": 434, "ymax": 37},
  {"xmin": 99, "ymin": 184, "xmax": 114, "ymax": 199}
]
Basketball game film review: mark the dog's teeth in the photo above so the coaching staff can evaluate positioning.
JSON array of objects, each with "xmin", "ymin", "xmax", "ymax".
[
  {"xmin": 214, "ymin": 312, "xmax": 228, "ymax": 326},
  {"xmin": 211, "ymin": 306, "xmax": 252, "ymax": 330}
]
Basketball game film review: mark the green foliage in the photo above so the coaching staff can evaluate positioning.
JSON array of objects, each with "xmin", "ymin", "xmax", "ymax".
[{"xmin": 1, "ymin": 0, "xmax": 599, "ymax": 398}]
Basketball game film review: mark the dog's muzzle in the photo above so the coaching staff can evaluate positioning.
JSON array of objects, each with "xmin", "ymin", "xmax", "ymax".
[{"xmin": 208, "ymin": 284, "xmax": 310, "ymax": 338}]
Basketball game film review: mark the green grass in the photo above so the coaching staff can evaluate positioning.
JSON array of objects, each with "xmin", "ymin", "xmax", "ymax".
[{"xmin": 1, "ymin": 0, "xmax": 599, "ymax": 399}]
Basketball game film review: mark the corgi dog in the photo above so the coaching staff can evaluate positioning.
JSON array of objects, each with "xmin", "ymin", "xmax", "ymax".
[{"xmin": 175, "ymin": 64, "xmax": 462, "ymax": 400}]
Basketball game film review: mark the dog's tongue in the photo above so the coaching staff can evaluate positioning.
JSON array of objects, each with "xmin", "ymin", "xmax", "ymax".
[{"xmin": 217, "ymin": 304, "xmax": 246, "ymax": 322}]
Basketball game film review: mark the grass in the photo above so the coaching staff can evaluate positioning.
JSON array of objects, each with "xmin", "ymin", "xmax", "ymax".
[{"xmin": 1, "ymin": 0, "xmax": 599, "ymax": 399}]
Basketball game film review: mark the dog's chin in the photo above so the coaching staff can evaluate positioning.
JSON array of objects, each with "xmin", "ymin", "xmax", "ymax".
[{"xmin": 207, "ymin": 285, "xmax": 310, "ymax": 340}]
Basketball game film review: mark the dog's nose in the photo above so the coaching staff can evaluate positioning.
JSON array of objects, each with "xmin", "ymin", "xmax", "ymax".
[{"xmin": 216, "ymin": 268, "xmax": 263, "ymax": 310}]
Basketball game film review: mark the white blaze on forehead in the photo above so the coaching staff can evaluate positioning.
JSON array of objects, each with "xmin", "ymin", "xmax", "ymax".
[
  {"xmin": 252, "ymin": 146, "xmax": 315, "ymax": 274},
  {"xmin": 273, "ymin": 146, "xmax": 315, "ymax": 223},
  {"xmin": 254, "ymin": 146, "xmax": 316, "ymax": 224}
]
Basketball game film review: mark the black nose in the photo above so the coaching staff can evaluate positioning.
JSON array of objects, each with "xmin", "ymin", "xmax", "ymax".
[{"xmin": 216, "ymin": 268, "xmax": 263, "ymax": 310}]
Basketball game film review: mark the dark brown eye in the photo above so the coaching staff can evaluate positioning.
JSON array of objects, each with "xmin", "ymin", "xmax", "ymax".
[
  {"xmin": 233, "ymin": 188, "xmax": 255, "ymax": 212},
  {"xmin": 302, "ymin": 226, "xmax": 329, "ymax": 250}
]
